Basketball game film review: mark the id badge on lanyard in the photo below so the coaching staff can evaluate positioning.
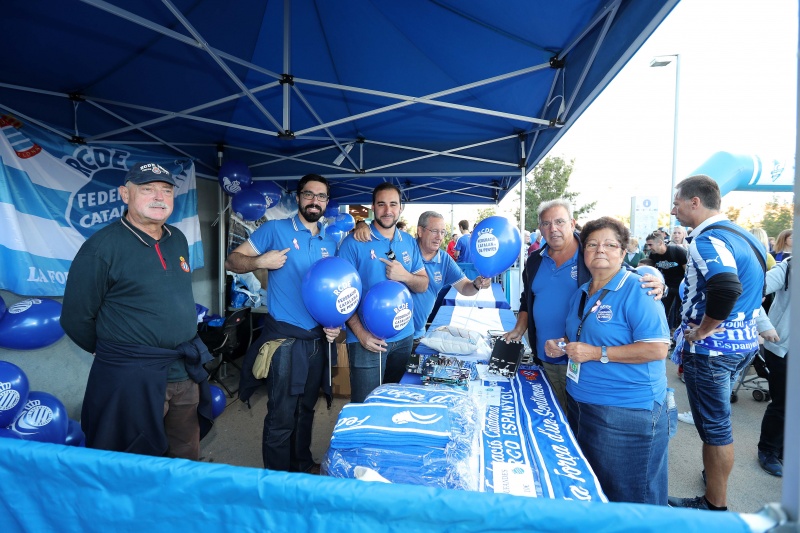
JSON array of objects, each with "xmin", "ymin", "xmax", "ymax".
[{"xmin": 567, "ymin": 288, "xmax": 610, "ymax": 384}]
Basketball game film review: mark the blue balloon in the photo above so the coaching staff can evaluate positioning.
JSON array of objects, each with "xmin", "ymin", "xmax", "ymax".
[
  {"xmin": 0, "ymin": 361, "xmax": 29, "ymax": 427},
  {"xmin": 250, "ymin": 181, "xmax": 282, "ymax": 209},
  {"xmin": 231, "ymin": 188, "xmax": 268, "ymax": 221},
  {"xmin": 324, "ymin": 199, "xmax": 340, "ymax": 218},
  {"xmin": 334, "ymin": 213, "xmax": 356, "ymax": 232},
  {"xmin": 301, "ymin": 257, "xmax": 362, "ymax": 328},
  {"xmin": 360, "ymin": 281, "xmax": 413, "ymax": 340},
  {"xmin": 65, "ymin": 419, "xmax": 86, "ymax": 447},
  {"xmin": 0, "ymin": 428, "xmax": 22, "ymax": 440},
  {"xmin": 326, "ymin": 226, "xmax": 346, "ymax": 249},
  {"xmin": 636, "ymin": 265, "xmax": 665, "ymax": 284},
  {"xmin": 218, "ymin": 160, "xmax": 252, "ymax": 195},
  {"xmin": 0, "ymin": 298, "xmax": 65, "ymax": 350},
  {"xmin": 210, "ymin": 385, "xmax": 226, "ymax": 419},
  {"xmin": 469, "ymin": 216, "xmax": 522, "ymax": 278},
  {"xmin": 9, "ymin": 391, "xmax": 68, "ymax": 444},
  {"xmin": 678, "ymin": 279, "xmax": 686, "ymax": 300}
]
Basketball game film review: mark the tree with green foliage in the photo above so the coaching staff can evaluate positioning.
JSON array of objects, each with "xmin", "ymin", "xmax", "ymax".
[
  {"xmin": 476, "ymin": 207, "xmax": 496, "ymax": 225},
  {"xmin": 515, "ymin": 156, "xmax": 596, "ymax": 230},
  {"xmin": 759, "ymin": 197, "xmax": 794, "ymax": 238}
]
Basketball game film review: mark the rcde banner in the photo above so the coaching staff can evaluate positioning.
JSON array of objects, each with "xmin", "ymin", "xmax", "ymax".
[{"xmin": 0, "ymin": 115, "xmax": 203, "ymax": 297}]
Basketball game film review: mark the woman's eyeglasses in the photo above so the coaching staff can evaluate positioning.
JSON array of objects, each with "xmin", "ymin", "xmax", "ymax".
[{"xmin": 585, "ymin": 241, "xmax": 621, "ymax": 251}]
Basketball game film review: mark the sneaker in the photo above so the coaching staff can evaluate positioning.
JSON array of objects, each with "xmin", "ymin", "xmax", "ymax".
[
  {"xmin": 668, "ymin": 495, "xmax": 709, "ymax": 510},
  {"xmin": 680, "ymin": 373, "xmax": 685, "ymax": 383},
  {"xmin": 678, "ymin": 411, "xmax": 694, "ymax": 424},
  {"xmin": 758, "ymin": 451, "xmax": 783, "ymax": 477}
]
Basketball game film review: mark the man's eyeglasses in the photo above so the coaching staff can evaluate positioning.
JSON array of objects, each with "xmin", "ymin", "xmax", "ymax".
[
  {"xmin": 585, "ymin": 241, "xmax": 621, "ymax": 251},
  {"xmin": 299, "ymin": 190, "xmax": 330, "ymax": 202},
  {"xmin": 539, "ymin": 218, "xmax": 569, "ymax": 229},
  {"xmin": 422, "ymin": 227, "xmax": 447, "ymax": 237}
]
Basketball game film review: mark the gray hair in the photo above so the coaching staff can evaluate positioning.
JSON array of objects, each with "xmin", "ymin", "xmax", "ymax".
[
  {"xmin": 417, "ymin": 210, "xmax": 444, "ymax": 228},
  {"xmin": 537, "ymin": 199, "xmax": 573, "ymax": 224}
]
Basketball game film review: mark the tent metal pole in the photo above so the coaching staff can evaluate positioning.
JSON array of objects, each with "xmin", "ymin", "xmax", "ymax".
[
  {"xmin": 217, "ymin": 186, "xmax": 226, "ymax": 316},
  {"xmin": 282, "ymin": 0, "xmax": 291, "ymax": 132},
  {"xmin": 518, "ymin": 136, "xmax": 526, "ymax": 292}
]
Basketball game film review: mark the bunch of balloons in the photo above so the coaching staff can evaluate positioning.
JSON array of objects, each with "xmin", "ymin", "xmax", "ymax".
[
  {"xmin": 301, "ymin": 257, "xmax": 362, "ymax": 328},
  {"xmin": 324, "ymin": 210, "xmax": 354, "ymax": 248},
  {"xmin": 468, "ymin": 216, "xmax": 522, "ymax": 278},
  {"xmin": 0, "ymin": 298, "xmax": 65, "ymax": 351},
  {"xmin": 219, "ymin": 160, "xmax": 282, "ymax": 221}
]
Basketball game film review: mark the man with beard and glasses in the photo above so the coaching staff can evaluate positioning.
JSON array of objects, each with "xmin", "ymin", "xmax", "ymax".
[
  {"xmin": 226, "ymin": 174, "xmax": 340, "ymax": 473},
  {"xmin": 337, "ymin": 183, "xmax": 429, "ymax": 402},
  {"xmin": 62, "ymin": 162, "xmax": 213, "ymax": 460}
]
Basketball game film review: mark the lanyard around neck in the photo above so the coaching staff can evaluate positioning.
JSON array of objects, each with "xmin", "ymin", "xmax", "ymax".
[{"xmin": 575, "ymin": 288, "xmax": 610, "ymax": 341}]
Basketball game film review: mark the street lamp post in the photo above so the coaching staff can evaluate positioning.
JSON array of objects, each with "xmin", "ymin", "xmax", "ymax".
[{"xmin": 650, "ymin": 54, "xmax": 681, "ymax": 229}]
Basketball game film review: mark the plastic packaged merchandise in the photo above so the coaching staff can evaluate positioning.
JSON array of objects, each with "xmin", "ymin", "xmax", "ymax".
[{"xmin": 323, "ymin": 384, "xmax": 481, "ymax": 490}]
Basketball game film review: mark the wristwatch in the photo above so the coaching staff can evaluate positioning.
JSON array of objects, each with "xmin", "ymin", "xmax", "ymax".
[{"xmin": 600, "ymin": 345, "xmax": 609, "ymax": 364}]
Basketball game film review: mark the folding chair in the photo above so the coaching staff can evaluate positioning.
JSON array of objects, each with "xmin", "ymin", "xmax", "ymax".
[{"xmin": 198, "ymin": 307, "xmax": 250, "ymax": 397}]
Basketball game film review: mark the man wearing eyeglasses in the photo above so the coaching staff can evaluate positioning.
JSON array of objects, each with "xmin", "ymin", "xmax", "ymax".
[
  {"xmin": 337, "ymin": 183, "xmax": 429, "ymax": 402},
  {"xmin": 226, "ymin": 174, "xmax": 340, "ymax": 473},
  {"xmin": 503, "ymin": 199, "xmax": 664, "ymax": 411}
]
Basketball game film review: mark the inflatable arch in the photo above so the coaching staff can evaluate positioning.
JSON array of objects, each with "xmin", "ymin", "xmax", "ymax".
[{"xmin": 689, "ymin": 152, "xmax": 794, "ymax": 196}]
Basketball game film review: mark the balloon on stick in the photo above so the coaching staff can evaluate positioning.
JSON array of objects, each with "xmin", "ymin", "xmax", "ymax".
[
  {"xmin": 301, "ymin": 257, "xmax": 362, "ymax": 327},
  {"xmin": 469, "ymin": 216, "xmax": 522, "ymax": 278},
  {"xmin": 218, "ymin": 160, "xmax": 252, "ymax": 195},
  {"xmin": 231, "ymin": 188, "xmax": 268, "ymax": 221},
  {"xmin": 9, "ymin": 391, "xmax": 68, "ymax": 444},
  {"xmin": 210, "ymin": 385, "xmax": 226, "ymax": 419},
  {"xmin": 0, "ymin": 298, "xmax": 65, "ymax": 350},
  {"xmin": 0, "ymin": 361, "xmax": 29, "ymax": 427},
  {"xmin": 250, "ymin": 181, "xmax": 282, "ymax": 209},
  {"xmin": 360, "ymin": 281, "xmax": 413, "ymax": 339}
]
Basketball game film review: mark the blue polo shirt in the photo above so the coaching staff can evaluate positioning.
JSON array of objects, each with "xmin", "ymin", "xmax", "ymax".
[
  {"xmin": 454, "ymin": 234, "xmax": 472, "ymax": 263},
  {"xmin": 532, "ymin": 247, "xmax": 580, "ymax": 364},
  {"xmin": 413, "ymin": 248, "xmax": 468, "ymax": 338},
  {"xmin": 682, "ymin": 215, "xmax": 764, "ymax": 356},
  {"xmin": 247, "ymin": 214, "xmax": 336, "ymax": 330},
  {"xmin": 565, "ymin": 268, "xmax": 670, "ymax": 409},
  {"xmin": 337, "ymin": 226, "xmax": 425, "ymax": 343}
]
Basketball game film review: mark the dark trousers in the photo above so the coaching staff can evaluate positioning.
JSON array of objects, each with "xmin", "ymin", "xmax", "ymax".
[
  {"xmin": 758, "ymin": 348, "xmax": 786, "ymax": 458},
  {"xmin": 662, "ymin": 289, "xmax": 681, "ymax": 330}
]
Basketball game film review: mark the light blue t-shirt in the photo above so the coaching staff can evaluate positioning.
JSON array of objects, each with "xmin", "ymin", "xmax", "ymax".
[
  {"xmin": 454, "ymin": 234, "xmax": 472, "ymax": 263},
  {"xmin": 247, "ymin": 214, "xmax": 337, "ymax": 330},
  {"xmin": 337, "ymin": 226, "xmax": 425, "ymax": 343},
  {"xmin": 681, "ymin": 215, "xmax": 765, "ymax": 356},
  {"xmin": 565, "ymin": 268, "xmax": 670, "ymax": 410},
  {"xmin": 413, "ymin": 248, "xmax": 468, "ymax": 338},
  {"xmin": 531, "ymin": 247, "xmax": 579, "ymax": 364}
]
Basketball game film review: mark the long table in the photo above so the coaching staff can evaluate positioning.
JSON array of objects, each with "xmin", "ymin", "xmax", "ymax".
[{"xmin": 442, "ymin": 282, "xmax": 510, "ymax": 309}]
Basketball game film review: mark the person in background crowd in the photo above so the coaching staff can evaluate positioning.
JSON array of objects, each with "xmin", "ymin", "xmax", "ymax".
[
  {"xmin": 768, "ymin": 236, "xmax": 777, "ymax": 254},
  {"xmin": 623, "ymin": 237, "xmax": 645, "ymax": 267},
  {"xmin": 61, "ymin": 162, "xmax": 212, "ymax": 460},
  {"xmin": 446, "ymin": 232, "xmax": 458, "ymax": 259},
  {"xmin": 771, "ymin": 229, "xmax": 792, "ymax": 263},
  {"xmin": 668, "ymin": 175, "xmax": 765, "ymax": 512},
  {"xmin": 528, "ymin": 229, "xmax": 543, "ymax": 255},
  {"xmin": 396, "ymin": 220, "xmax": 407, "ymax": 231},
  {"xmin": 227, "ymin": 173, "xmax": 339, "ymax": 473},
  {"xmin": 338, "ymin": 183, "xmax": 429, "ymax": 402},
  {"xmin": 546, "ymin": 217, "xmax": 671, "ymax": 504},
  {"xmin": 750, "ymin": 228, "xmax": 777, "ymax": 271},
  {"xmin": 658, "ymin": 227, "xmax": 671, "ymax": 243},
  {"xmin": 671, "ymin": 226, "xmax": 690, "ymax": 250},
  {"xmin": 638, "ymin": 257, "xmax": 655, "ymax": 267},
  {"xmin": 453, "ymin": 219, "xmax": 472, "ymax": 263},
  {"xmin": 645, "ymin": 231, "xmax": 688, "ymax": 332}
]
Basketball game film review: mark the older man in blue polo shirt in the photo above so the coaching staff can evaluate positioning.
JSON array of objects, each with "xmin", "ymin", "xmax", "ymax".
[
  {"xmin": 338, "ymin": 183, "xmax": 429, "ymax": 402},
  {"xmin": 226, "ymin": 173, "xmax": 339, "ymax": 473}
]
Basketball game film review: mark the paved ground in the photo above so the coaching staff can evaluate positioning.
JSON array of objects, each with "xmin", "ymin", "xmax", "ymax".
[{"xmin": 199, "ymin": 358, "xmax": 782, "ymax": 514}]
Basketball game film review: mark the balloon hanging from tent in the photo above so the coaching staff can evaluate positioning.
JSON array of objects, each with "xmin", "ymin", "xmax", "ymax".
[
  {"xmin": 0, "ymin": 298, "xmax": 65, "ymax": 350},
  {"xmin": 231, "ymin": 188, "xmax": 268, "ymax": 221},
  {"xmin": 360, "ymin": 281, "xmax": 413, "ymax": 340},
  {"xmin": 469, "ymin": 216, "xmax": 522, "ymax": 278},
  {"xmin": 0, "ymin": 361, "xmax": 29, "ymax": 427},
  {"xmin": 218, "ymin": 160, "xmax": 252, "ymax": 195},
  {"xmin": 301, "ymin": 257, "xmax": 362, "ymax": 328},
  {"xmin": 324, "ymin": 200, "xmax": 340, "ymax": 218},
  {"xmin": 250, "ymin": 181, "xmax": 282, "ymax": 209},
  {"xmin": 334, "ymin": 213, "xmax": 356, "ymax": 233},
  {"xmin": 9, "ymin": 391, "xmax": 68, "ymax": 444},
  {"xmin": 326, "ymin": 226, "xmax": 346, "ymax": 249}
]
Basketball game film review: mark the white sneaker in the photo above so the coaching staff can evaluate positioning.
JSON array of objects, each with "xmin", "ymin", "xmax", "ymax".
[{"xmin": 678, "ymin": 411, "xmax": 694, "ymax": 424}]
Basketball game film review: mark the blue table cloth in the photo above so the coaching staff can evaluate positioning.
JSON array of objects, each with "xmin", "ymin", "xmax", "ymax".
[{"xmin": 443, "ymin": 282, "xmax": 510, "ymax": 309}]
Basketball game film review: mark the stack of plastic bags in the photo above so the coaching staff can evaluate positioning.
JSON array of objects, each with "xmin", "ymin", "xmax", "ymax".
[{"xmin": 324, "ymin": 384, "xmax": 480, "ymax": 490}]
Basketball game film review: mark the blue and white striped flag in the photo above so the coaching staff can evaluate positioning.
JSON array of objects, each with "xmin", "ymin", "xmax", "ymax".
[{"xmin": 0, "ymin": 115, "xmax": 203, "ymax": 297}]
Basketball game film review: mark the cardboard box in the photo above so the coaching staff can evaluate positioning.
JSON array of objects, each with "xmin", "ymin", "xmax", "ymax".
[{"xmin": 331, "ymin": 342, "xmax": 351, "ymax": 398}]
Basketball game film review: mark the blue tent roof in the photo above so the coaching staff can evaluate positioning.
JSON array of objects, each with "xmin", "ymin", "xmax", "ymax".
[{"xmin": 1, "ymin": 0, "xmax": 678, "ymax": 204}]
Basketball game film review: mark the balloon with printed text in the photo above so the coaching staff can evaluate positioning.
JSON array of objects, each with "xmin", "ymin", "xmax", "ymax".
[
  {"xmin": 301, "ymin": 257, "xmax": 362, "ymax": 328},
  {"xmin": 0, "ymin": 361, "xmax": 29, "ymax": 427},
  {"xmin": 469, "ymin": 216, "xmax": 522, "ymax": 278},
  {"xmin": 231, "ymin": 188, "xmax": 268, "ymax": 221},
  {"xmin": 360, "ymin": 280, "xmax": 413, "ymax": 340},
  {"xmin": 0, "ymin": 298, "xmax": 65, "ymax": 350},
  {"xmin": 218, "ymin": 160, "xmax": 252, "ymax": 195},
  {"xmin": 210, "ymin": 385, "xmax": 226, "ymax": 419},
  {"xmin": 65, "ymin": 419, "xmax": 86, "ymax": 447},
  {"xmin": 334, "ymin": 213, "xmax": 356, "ymax": 232},
  {"xmin": 636, "ymin": 265, "xmax": 665, "ymax": 284},
  {"xmin": 324, "ymin": 199, "xmax": 340, "ymax": 218},
  {"xmin": 250, "ymin": 181, "xmax": 282, "ymax": 209},
  {"xmin": 9, "ymin": 391, "xmax": 68, "ymax": 444}
]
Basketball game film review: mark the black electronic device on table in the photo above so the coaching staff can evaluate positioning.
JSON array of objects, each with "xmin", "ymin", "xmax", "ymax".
[{"xmin": 487, "ymin": 337, "xmax": 524, "ymax": 379}]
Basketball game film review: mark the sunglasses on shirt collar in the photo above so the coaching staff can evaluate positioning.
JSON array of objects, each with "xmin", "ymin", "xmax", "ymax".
[{"xmin": 386, "ymin": 249, "xmax": 396, "ymax": 261}]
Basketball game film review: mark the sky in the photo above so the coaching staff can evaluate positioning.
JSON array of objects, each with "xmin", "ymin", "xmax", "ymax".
[{"xmin": 401, "ymin": 0, "xmax": 798, "ymax": 229}]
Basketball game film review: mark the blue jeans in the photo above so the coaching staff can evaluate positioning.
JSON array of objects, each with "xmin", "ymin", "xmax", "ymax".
[
  {"xmin": 262, "ymin": 338, "xmax": 324, "ymax": 472},
  {"xmin": 682, "ymin": 349, "xmax": 756, "ymax": 446},
  {"xmin": 567, "ymin": 396, "xmax": 669, "ymax": 505},
  {"xmin": 348, "ymin": 335, "xmax": 413, "ymax": 403}
]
